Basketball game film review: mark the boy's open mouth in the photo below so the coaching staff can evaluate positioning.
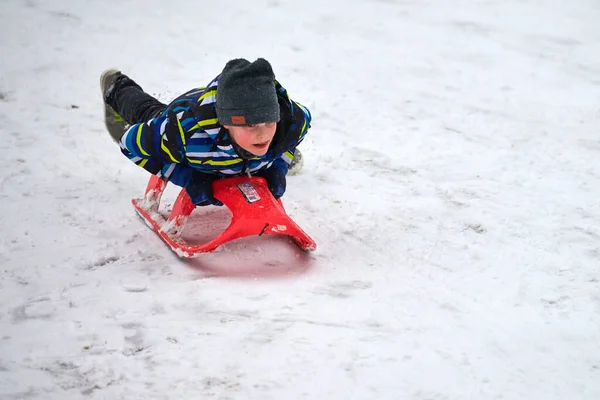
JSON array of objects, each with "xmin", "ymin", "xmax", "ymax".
[{"xmin": 253, "ymin": 140, "xmax": 270, "ymax": 149}]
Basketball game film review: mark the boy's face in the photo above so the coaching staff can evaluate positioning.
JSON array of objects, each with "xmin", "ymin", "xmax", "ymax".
[{"xmin": 225, "ymin": 122, "xmax": 277, "ymax": 156}]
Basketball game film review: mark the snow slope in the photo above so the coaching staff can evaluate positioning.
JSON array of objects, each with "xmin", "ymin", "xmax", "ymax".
[{"xmin": 1, "ymin": 0, "xmax": 599, "ymax": 398}]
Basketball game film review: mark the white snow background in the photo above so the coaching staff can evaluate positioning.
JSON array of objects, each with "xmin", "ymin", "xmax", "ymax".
[{"xmin": 1, "ymin": 0, "xmax": 599, "ymax": 398}]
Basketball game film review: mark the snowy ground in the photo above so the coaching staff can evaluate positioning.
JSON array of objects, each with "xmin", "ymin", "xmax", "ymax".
[{"xmin": 1, "ymin": 0, "xmax": 600, "ymax": 398}]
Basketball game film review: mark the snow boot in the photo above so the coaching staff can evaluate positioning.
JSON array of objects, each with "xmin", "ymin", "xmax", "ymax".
[
  {"xmin": 288, "ymin": 149, "xmax": 304, "ymax": 175},
  {"xmin": 100, "ymin": 69, "xmax": 128, "ymax": 143}
]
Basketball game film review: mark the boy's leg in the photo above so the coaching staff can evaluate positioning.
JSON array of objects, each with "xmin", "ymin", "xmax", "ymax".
[{"xmin": 100, "ymin": 69, "xmax": 166, "ymax": 142}]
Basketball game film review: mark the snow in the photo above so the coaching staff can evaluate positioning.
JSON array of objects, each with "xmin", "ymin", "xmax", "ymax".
[{"xmin": 1, "ymin": 0, "xmax": 599, "ymax": 398}]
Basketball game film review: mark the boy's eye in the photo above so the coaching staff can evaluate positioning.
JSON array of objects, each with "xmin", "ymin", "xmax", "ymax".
[{"xmin": 247, "ymin": 124, "xmax": 256, "ymax": 128}]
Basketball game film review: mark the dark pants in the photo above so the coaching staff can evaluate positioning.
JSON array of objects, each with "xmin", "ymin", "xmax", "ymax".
[{"xmin": 106, "ymin": 75, "xmax": 167, "ymax": 124}]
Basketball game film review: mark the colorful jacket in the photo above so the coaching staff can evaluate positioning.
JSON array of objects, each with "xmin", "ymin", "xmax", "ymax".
[{"xmin": 119, "ymin": 76, "xmax": 311, "ymax": 185}]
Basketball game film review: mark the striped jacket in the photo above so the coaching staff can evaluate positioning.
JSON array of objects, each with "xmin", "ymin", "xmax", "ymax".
[{"xmin": 119, "ymin": 76, "xmax": 311, "ymax": 185}]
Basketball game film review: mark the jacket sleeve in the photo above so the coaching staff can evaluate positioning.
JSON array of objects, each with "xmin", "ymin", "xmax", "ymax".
[
  {"xmin": 271, "ymin": 100, "xmax": 312, "ymax": 174},
  {"xmin": 119, "ymin": 109, "xmax": 192, "ymax": 180}
]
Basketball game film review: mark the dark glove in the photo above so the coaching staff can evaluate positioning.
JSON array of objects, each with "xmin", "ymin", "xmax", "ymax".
[
  {"xmin": 185, "ymin": 172, "xmax": 222, "ymax": 206},
  {"xmin": 256, "ymin": 166, "xmax": 287, "ymax": 199},
  {"xmin": 167, "ymin": 164, "xmax": 193, "ymax": 187}
]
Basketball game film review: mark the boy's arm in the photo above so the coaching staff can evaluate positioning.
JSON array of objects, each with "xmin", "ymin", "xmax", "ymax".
[
  {"xmin": 119, "ymin": 110, "xmax": 219, "ymax": 204},
  {"xmin": 119, "ymin": 110, "xmax": 190, "ymax": 178},
  {"xmin": 256, "ymin": 101, "xmax": 311, "ymax": 199},
  {"xmin": 271, "ymin": 100, "xmax": 312, "ymax": 174}
]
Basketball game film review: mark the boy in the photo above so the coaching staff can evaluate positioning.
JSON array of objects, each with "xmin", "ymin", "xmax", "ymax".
[{"xmin": 100, "ymin": 58, "xmax": 311, "ymax": 206}]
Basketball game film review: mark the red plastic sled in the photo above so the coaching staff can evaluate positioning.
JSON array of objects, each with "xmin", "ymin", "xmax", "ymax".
[{"xmin": 131, "ymin": 175, "xmax": 317, "ymax": 258}]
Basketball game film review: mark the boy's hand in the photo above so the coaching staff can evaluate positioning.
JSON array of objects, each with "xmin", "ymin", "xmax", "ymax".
[
  {"xmin": 256, "ymin": 167, "xmax": 286, "ymax": 199},
  {"xmin": 186, "ymin": 172, "xmax": 223, "ymax": 206}
]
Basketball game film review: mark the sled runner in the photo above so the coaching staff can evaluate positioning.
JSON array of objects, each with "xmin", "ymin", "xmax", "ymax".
[{"xmin": 131, "ymin": 175, "xmax": 317, "ymax": 258}]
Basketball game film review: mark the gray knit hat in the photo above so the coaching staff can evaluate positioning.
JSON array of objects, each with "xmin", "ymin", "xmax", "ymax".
[{"xmin": 216, "ymin": 58, "xmax": 280, "ymax": 126}]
